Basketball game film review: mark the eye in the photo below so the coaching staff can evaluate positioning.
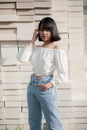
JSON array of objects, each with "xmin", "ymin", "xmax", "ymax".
[{"xmin": 40, "ymin": 29, "xmax": 44, "ymax": 31}]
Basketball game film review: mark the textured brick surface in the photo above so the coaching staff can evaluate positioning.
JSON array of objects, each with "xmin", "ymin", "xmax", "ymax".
[{"xmin": 0, "ymin": 0, "xmax": 85, "ymax": 130}]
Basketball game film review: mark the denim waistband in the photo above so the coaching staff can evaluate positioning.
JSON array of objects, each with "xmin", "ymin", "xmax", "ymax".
[{"xmin": 30, "ymin": 74, "xmax": 53, "ymax": 85}]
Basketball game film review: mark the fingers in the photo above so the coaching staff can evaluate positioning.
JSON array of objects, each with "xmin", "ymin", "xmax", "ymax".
[
  {"xmin": 34, "ymin": 29, "xmax": 39, "ymax": 36},
  {"xmin": 35, "ymin": 84, "xmax": 48, "ymax": 90},
  {"xmin": 34, "ymin": 29, "xmax": 39, "ymax": 39},
  {"xmin": 31, "ymin": 29, "xmax": 39, "ymax": 43}
]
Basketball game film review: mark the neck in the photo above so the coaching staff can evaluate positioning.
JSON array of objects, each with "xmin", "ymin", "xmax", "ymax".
[{"xmin": 43, "ymin": 41, "xmax": 53, "ymax": 45}]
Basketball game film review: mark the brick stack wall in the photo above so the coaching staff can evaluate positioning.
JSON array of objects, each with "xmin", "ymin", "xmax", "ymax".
[{"xmin": 0, "ymin": 0, "xmax": 86, "ymax": 130}]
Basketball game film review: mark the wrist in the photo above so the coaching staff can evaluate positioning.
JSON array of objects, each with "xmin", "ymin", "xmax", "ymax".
[
  {"xmin": 47, "ymin": 82, "xmax": 53, "ymax": 89},
  {"xmin": 29, "ymin": 40, "xmax": 35, "ymax": 46},
  {"xmin": 28, "ymin": 43, "xmax": 33, "ymax": 48},
  {"xmin": 31, "ymin": 39, "xmax": 35, "ymax": 44}
]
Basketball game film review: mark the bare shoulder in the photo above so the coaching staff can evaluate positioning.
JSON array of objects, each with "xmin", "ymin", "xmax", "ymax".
[{"xmin": 54, "ymin": 42, "xmax": 64, "ymax": 50}]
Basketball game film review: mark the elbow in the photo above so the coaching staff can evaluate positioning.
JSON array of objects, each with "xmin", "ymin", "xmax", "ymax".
[
  {"xmin": 16, "ymin": 55, "xmax": 29, "ymax": 63},
  {"xmin": 58, "ymin": 73, "xmax": 70, "ymax": 83}
]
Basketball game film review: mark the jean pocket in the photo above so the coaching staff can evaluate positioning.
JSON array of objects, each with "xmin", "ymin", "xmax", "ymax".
[{"xmin": 39, "ymin": 86, "xmax": 54, "ymax": 95}]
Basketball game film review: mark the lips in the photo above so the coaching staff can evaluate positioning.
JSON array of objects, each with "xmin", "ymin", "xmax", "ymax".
[{"xmin": 42, "ymin": 35, "xmax": 47, "ymax": 39}]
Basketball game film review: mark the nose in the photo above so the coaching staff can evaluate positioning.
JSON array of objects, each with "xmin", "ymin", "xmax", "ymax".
[{"xmin": 43, "ymin": 30, "xmax": 47, "ymax": 34}]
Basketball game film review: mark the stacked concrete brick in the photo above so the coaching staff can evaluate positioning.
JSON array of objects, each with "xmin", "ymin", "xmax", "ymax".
[
  {"xmin": 52, "ymin": 0, "xmax": 87, "ymax": 130},
  {"xmin": 0, "ymin": 0, "xmax": 51, "ymax": 130},
  {"xmin": 68, "ymin": 0, "xmax": 87, "ymax": 130},
  {"xmin": 0, "ymin": 0, "xmax": 85, "ymax": 130},
  {"xmin": 52, "ymin": 0, "xmax": 73, "ymax": 130},
  {"xmin": 84, "ymin": 0, "xmax": 87, "ymax": 91}
]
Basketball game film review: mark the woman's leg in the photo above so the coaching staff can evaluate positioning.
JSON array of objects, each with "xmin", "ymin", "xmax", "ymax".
[
  {"xmin": 27, "ymin": 84, "xmax": 43, "ymax": 130},
  {"xmin": 37, "ymin": 87, "xmax": 64, "ymax": 130}
]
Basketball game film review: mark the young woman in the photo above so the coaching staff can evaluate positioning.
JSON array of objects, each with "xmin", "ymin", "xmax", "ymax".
[{"xmin": 16, "ymin": 17, "xmax": 70, "ymax": 130}]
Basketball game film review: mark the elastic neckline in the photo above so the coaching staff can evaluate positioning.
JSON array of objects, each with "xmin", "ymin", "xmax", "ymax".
[{"xmin": 34, "ymin": 45, "xmax": 64, "ymax": 51}]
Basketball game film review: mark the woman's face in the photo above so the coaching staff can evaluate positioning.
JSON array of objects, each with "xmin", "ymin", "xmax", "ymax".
[{"xmin": 39, "ymin": 28, "xmax": 52, "ymax": 43}]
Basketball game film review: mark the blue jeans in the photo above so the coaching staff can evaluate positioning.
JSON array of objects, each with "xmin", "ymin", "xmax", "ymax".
[{"xmin": 27, "ymin": 74, "xmax": 64, "ymax": 130}]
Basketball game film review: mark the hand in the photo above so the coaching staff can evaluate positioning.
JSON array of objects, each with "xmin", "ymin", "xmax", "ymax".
[
  {"xmin": 35, "ymin": 82, "xmax": 53, "ymax": 91},
  {"xmin": 31, "ymin": 29, "xmax": 39, "ymax": 44}
]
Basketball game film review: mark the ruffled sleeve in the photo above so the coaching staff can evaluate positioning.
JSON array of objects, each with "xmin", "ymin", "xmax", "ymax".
[
  {"xmin": 51, "ymin": 49, "xmax": 70, "ymax": 86},
  {"xmin": 16, "ymin": 44, "xmax": 33, "ymax": 63}
]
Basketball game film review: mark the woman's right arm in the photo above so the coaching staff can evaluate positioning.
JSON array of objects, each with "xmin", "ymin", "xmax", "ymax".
[{"xmin": 16, "ymin": 29, "xmax": 39, "ymax": 63}]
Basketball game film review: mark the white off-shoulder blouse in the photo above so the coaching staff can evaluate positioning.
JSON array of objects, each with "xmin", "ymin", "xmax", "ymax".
[{"xmin": 16, "ymin": 44, "xmax": 70, "ymax": 85}]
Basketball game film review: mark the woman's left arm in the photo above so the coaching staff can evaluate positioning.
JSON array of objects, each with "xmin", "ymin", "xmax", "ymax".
[
  {"xmin": 37, "ymin": 50, "xmax": 70, "ymax": 90},
  {"xmin": 50, "ymin": 49, "xmax": 70, "ymax": 86}
]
